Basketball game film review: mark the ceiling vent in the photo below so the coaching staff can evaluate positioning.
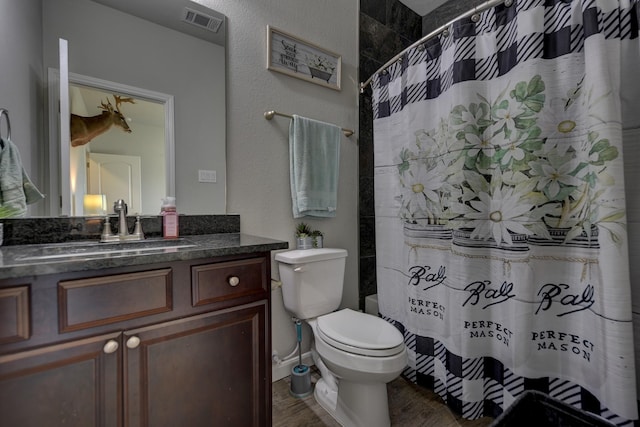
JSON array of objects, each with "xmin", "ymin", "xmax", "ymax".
[{"xmin": 182, "ymin": 7, "xmax": 223, "ymax": 33}]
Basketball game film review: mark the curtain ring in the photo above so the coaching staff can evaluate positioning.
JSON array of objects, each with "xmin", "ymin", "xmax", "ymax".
[
  {"xmin": 504, "ymin": 0, "xmax": 513, "ymax": 6},
  {"xmin": 471, "ymin": 13, "xmax": 480, "ymax": 22},
  {"xmin": 442, "ymin": 28, "xmax": 450, "ymax": 37}
]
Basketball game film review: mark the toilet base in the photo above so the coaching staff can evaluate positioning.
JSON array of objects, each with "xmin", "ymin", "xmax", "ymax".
[
  {"xmin": 314, "ymin": 378, "xmax": 338, "ymax": 413},
  {"xmin": 314, "ymin": 377, "xmax": 391, "ymax": 427}
]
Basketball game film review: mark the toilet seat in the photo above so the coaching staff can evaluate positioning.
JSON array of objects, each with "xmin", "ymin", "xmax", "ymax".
[{"xmin": 316, "ymin": 309, "xmax": 405, "ymax": 357}]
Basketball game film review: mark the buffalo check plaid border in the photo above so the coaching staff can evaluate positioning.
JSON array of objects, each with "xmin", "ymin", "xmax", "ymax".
[
  {"xmin": 372, "ymin": 0, "xmax": 640, "ymax": 120},
  {"xmin": 383, "ymin": 315, "xmax": 635, "ymax": 426}
]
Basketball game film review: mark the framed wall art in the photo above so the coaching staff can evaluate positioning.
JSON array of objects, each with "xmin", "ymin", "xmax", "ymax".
[{"xmin": 266, "ymin": 26, "xmax": 342, "ymax": 91}]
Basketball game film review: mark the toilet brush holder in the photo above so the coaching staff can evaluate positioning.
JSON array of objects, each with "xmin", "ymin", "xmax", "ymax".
[{"xmin": 290, "ymin": 364, "xmax": 312, "ymax": 398}]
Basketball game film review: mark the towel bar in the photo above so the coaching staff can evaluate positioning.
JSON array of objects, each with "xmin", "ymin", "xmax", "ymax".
[
  {"xmin": 0, "ymin": 108, "xmax": 10, "ymax": 148},
  {"xmin": 264, "ymin": 110, "xmax": 354, "ymax": 137}
]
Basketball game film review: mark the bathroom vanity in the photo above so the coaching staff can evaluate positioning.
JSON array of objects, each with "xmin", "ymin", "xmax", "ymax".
[{"xmin": 0, "ymin": 232, "xmax": 287, "ymax": 426}]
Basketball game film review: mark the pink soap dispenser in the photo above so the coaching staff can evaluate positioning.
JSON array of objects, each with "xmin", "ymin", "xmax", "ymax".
[{"xmin": 161, "ymin": 197, "xmax": 178, "ymax": 239}]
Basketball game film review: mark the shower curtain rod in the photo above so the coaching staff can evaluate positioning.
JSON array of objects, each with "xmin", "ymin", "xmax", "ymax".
[
  {"xmin": 359, "ymin": 0, "xmax": 511, "ymax": 93},
  {"xmin": 264, "ymin": 110, "xmax": 354, "ymax": 137}
]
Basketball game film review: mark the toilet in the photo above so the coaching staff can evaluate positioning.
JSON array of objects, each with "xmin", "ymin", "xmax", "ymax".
[{"xmin": 275, "ymin": 248, "xmax": 407, "ymax": 427}]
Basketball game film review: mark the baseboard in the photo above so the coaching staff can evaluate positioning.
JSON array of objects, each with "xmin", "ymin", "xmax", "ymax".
[{"xmin": 272, "ymin": 351, "xmax": 314, "ymax": 382}]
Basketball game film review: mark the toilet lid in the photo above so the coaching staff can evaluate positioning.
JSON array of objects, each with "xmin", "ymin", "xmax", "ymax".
[{"xmin": 316, "ymin": 309, "xmax": 405, "ymax": 357}]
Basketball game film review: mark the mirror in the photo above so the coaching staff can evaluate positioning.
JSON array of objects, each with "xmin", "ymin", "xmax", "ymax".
[
  {"xmin": 49, "ymin": 69, "xmax": 174, "ymax": 215},
  {"xmin": 1, "ymin": 0, "xmax": 227, "ymax": 217}
]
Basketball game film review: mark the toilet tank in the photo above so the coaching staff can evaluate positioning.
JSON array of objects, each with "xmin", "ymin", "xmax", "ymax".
[{"xmin": 275, "ymin": 248, "xmax": 348, "ymax": 320}]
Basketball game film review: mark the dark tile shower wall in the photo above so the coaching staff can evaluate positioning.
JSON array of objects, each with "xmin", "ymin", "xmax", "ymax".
[
  {"xmin": 358, "ymin": 0, "xmax": 421, "ymax": 310},
  {"xmin": 357, "ymin": 0, "xmax": 487, "ymax": 310},
  {"xmin": 421, "ymin": 0, "xmax": 486, "ymax": 34}
]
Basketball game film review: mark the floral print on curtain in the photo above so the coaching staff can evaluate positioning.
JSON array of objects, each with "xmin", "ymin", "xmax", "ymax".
[{"xmin": 371, "ymin": 0, "xmax": 640, "ymax": 424}]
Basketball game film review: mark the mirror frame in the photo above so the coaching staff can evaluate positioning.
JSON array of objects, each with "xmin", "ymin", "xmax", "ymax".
[{"xmin": 47, "ymin": 68, "xmax": 175, "ymax": 216}]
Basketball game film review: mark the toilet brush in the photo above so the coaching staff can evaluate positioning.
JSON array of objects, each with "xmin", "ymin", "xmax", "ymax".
[{"xmin": 289, "ymin": 319, "xmax": 312, "ymax": 398}]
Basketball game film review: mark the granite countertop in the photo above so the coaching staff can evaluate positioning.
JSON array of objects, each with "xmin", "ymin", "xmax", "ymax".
[{"xmin": 0, "ymin": 233, "xmax": 288, "ymax": 280}]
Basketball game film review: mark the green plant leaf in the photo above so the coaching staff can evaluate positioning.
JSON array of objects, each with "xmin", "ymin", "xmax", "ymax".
[
  {"xmin": 519, "ymin": 138, "xmax": 544, "ymax": 152},
  {"xmin": 397, "ymin": 148, "xmax": 412, "ymax": 174},
  {"xmin": 526, "ymin": 126, "xmax": 542, "ymax": 139},
  {"xmin": 599, "ymin": 210, "xmax": 626, "ymax": 222},
  {"xmin": 511, "ymin": 82, "xmax": 528, "ymax": 102},
  {"xmin": 295, "ymin": 222, "xmax": 312, "ymax": 236},
  {"xmin": 590, "ymin": 138, "xmax": 610, "ymax": 154},
  {"xmin": 514, "ymin": 117, "xmax": 537, "ymax": 130},
  {"xmin": 597, "ymin": 146, "xmax": 618, "ymax": 163},
  {"xmin": 523, "ymin": 95, "xmax": 545, "ymax": 112},
  {"xmin": 0, "ymin": 205, "xmax": 20, "ymax": 218},
  {"xmin": 527, "ymin": 75, "xmax": 545, "ymax": 97},
  {"xmin": 476, "ymin": 152, "xmax": 493, "ymax": 170},
  {"xmin": 510, "ymin": 76, "xmax": 546, "ymax": 112},
  {"xmin": 464, "ymin": 170, "xmax": 490, "ymax": 195}
]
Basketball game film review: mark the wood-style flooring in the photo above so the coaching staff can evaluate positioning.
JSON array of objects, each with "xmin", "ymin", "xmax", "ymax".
[{"xmin": 272, "ymin": 369, "xmax": 493, "ymax": 427}]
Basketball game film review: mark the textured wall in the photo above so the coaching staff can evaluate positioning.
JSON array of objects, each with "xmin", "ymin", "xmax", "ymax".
[
  {"xmin": 0, "ymin": 0, "xmax": 44, "ymax": 215},
  {"xmin": 203, "ymin": 0, "xmax": 359, "ymax": 360}
]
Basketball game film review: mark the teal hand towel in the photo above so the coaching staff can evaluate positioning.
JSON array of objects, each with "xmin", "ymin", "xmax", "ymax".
[
  {"xmin": 0, "ymin": 138, "xmax": 44, "ymax": 217},
  {"xmin": 289, "ymin": 115, "xmax": 341, "ymax": 218}
]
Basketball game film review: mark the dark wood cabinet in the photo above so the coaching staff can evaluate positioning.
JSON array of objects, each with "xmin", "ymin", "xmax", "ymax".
[
  {"xmin": 0, "ymin": 331, "xmax": 122, "ymax": 427},
  {"xmin": 0, "ymin": 252, "xmax": 272, "ymax": 427},
  {"xmin": 125, "ymin": 302, "xmax": 268, "ymax": 427}
]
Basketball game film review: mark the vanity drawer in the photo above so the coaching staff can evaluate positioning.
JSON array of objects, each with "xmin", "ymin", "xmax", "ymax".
[
  {"xmin": 0, "ymin": 286, "xmax": 30, "ymax": 344},
  {"xmin": 58, "ymin": 268, "xmax": 173, "ymax": 333},
  {"xmin": 191, "ymin": 257, "xmax": 267, "ymax": 306}
]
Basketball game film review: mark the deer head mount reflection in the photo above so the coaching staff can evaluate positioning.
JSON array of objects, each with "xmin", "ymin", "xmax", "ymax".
[{"xmin": 70, "ymin": 95, "xmax": 135, "ymax": 147}]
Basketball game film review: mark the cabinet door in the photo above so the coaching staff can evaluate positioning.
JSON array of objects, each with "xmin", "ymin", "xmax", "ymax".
[
  {"xmin": 0, "ymin": 331, "xmax": 121, "ymax": 427},
  {"xmin": 125, "ymin": 301, "xmax": 269, "ymax": 427}
]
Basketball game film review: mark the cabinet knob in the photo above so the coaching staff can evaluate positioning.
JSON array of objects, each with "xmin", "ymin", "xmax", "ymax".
[
  {"xmin": 103, "ymin": 339, "xmax": 119, "ymax": 354},
  {"xmin": 126, "ymin": 336, "xmax": 141, "ymax": 349},
  {"xmin": 228, "ymin": 276, "xmax": 240, "ymax": 287}
]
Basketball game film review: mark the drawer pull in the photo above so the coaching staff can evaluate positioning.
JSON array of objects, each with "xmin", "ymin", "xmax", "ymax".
[
  {"xmin": 126, "ymin": 336, "xmax": 141, "ymax": 349},
  {"xmin": 228, "ymin": 276, "xmax": 240, "ymax": 287},
  {"xmin": 103, "ymin": 339, "xmax": 119, "ymax": 354}
]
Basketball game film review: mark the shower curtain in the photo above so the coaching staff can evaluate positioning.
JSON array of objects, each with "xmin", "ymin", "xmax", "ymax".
[{"xmin": 371, "ymin": 0, "xmax": 639, "ymax": 424}]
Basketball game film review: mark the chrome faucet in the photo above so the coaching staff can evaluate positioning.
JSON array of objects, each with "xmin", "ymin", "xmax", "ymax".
[
  {"xmin": 114, "ymin": 199, "xmax": 129, "ymax": 238},
  {"xmin": 100, "ymin": 199, "xmax": 145, "ymax": 242}
]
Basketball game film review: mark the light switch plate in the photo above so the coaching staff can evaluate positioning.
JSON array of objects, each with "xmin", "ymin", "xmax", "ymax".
[{"xmin": 198, "ymin": 169, "xmax": 216, "ymax": 183}]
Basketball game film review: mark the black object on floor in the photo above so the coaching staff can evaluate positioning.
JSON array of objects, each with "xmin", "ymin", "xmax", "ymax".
[{"xmin": 491, "ymin": 390, "xmax": 616, "ymax": 427}]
